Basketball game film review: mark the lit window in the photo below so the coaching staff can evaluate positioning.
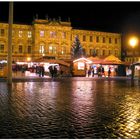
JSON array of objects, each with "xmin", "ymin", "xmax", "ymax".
[
  {"xmin": 28, "ymin": 31, "xmax": 32, "ymax": 38},
  {"xmin": 0, "ymin": 44, "xmax": 4, "ymax": 53},
  {"xmin": 40, "ymin": 31, "xmax": 45, "ymax": 37},
  {"xmin": 19, "ymin": 31, "xmax": 23, "ymax": 37},
  {"xmin": 0, "ymin": 29, "xmax": 5, "ymax": 36},
  {"xmin": 49, "ymin": 45, "xmax": 56, "ymax": 54},
  {"xmin": 39, "ymin": 44, "xmax": 45, "ymax": 53},
  {"xmin": 50, "ymin": 31, "xmax": 56, "ymax": 38}
]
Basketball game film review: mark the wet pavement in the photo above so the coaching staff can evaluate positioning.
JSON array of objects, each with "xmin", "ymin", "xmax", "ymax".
[{"xmin": 0, "ymin": 77, "xmax": 140, "ymax": 138}]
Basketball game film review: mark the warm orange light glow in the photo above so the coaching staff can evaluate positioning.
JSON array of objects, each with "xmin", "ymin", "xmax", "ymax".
[
  {"xmin": 129, "ymin": 37, "xmax": 138, "ymax": 48},
  {"xmin": 27, "ymin": 57, "xmax": 31, "ymax": 61}
]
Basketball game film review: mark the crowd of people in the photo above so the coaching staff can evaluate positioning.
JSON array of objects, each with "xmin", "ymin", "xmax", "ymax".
[
  {"xmin": 12, "ymin": 64, "xmax": 63, "ymax": 78},
  {"xmin": 87, "ymin": 66, "xmax": 112, "ymax": 77},
  {"xmin": 12, "ymin": 63, "xmax": 117, "ymax": 78}
]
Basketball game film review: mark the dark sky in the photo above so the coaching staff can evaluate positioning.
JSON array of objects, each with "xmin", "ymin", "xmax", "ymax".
[{"xmin": 1, "ymin": 1, "xmax": 140, "ymax": 38}]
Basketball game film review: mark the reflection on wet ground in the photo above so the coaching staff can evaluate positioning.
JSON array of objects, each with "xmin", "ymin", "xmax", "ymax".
[{"xmin": 0, "ymin": 78, "xmax": 140, "ymax": 138}]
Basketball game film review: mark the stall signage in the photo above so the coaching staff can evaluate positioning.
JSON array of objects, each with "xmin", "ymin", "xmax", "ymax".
[{"xmin": 78, "ymin": 62, "xmax": 85, "ymax": 70}]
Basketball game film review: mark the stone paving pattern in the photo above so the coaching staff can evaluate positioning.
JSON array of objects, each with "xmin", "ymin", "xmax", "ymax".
[{"xmin": 0, "ymin": 78, "xmax": 140, "ymax": 138}]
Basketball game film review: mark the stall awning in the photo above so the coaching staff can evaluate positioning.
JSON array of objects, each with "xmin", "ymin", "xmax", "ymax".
[{"xmin": 102, "ymin": 55, "xmax": 124, "ymax": 65}]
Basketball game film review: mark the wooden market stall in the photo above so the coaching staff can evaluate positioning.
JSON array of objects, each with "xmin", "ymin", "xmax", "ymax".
[
  {"xmin": 87, "ymin": 55, "xmax": 125, "ymax": 77},
  {"xmin": 73, "ymin": 57, "xmax": 92, "ymax": 76},
  {"xmin": 100, "ymin": 55, "xmax": 124, "ymax": 76}
]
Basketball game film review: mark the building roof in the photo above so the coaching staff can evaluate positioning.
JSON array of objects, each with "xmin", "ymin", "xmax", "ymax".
[{"xmin": 102, "ymin": 55, "xmax": 123, "ymax": 65}]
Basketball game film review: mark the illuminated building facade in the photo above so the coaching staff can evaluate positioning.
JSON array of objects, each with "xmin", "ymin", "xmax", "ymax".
[
  {"xmin": 0, "ymin": 18, "xmax": 121, "ymax": 62},
  {"xmin": 125, "ymin": 48, "xmax": 140, "ymax": 64}
]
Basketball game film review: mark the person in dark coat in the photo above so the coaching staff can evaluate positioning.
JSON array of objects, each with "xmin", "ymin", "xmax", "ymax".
[
  {"xmin": 101, "ymin": 67, "xmax": 105, "ymax": 76},
  {"xmin": 108, "ymin": 68, "xmax": 111, "ymax": 77},
  {"xmin": 88, "ymin": 69, "xmax": 91, "ymax": 77},
  {"xmin": 54, "ymin": 66, "xmax": 58, "ymax": 77},
  {"xmin": 48, "ymin": 65, "xmax": 54, "ymax": 78},
  {"xmin": 92, "ymin": 68, "xmax": 94, "ymax": 77},
  {"xmin": 40, "ymin": 66, "xmax": 45, "ymax": 77}
]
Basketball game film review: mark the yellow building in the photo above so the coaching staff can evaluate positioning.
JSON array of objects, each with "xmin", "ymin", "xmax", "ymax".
[
  {"xmin": 0, "ymin": 18, "xmax": 121, "ymax": 62},
  {"xmin": 125, "ymin": 49, "xmax": 140, "ymax": 64}
]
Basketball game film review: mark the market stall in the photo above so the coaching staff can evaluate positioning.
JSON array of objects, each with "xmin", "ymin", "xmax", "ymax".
[{"xmin": 73, "ymin": 57, "xmax": 92, "ymax": 76}]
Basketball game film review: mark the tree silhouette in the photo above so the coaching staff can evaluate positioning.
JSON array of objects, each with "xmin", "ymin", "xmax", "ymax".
[{"xmin": 71, "ymin": 35, "xmax": 84, "ymax": 59}]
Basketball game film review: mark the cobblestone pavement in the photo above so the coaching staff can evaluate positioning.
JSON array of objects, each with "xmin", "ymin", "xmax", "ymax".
[{"xmin": 0, "ymin": 77, "xmax": 140, "ymax": 138}]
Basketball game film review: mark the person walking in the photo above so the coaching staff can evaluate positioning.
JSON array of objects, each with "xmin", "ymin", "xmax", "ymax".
[
  {"xmin": 54, "ymin": 66, "xmax": 58, "ymax": 77},
  {"xmin": 108, "ymin": 67, "xmax": 111, "ymax": 77},
  {"xmin": 92, "ymin": 68, "xmax": 94, "ymax": 77},
  {"xmin": 101, "ymin": 67, "xmax": 105, "ymax": 77},
  {"xmin": 48, "ymin": 65, "xmax": 54, "ymax": 78},
  {"xmin": 88, "ymin": 69, "xmax": 91, "ymax": 77},
  {"xmin": 41, "ymin": 66, "xmax": 45, "ymax": 77}
]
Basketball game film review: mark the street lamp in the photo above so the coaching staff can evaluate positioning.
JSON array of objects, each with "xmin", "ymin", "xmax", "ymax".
[
  {"xmin": 129, "ymin": 37, "xmax": 138, "ymax": 49},
  {"xmin": 129, "ymin": 36, "xmax": 138, "ymax": 80}
]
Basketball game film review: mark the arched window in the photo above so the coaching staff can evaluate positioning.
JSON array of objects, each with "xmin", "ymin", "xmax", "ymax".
[
  {"xmin": 49, "ymin": 45, "xmax": 56, "ymax": 54},
  {"xmin": 39, "ymin": 44, "xmax": 45, "ymax": 54}
]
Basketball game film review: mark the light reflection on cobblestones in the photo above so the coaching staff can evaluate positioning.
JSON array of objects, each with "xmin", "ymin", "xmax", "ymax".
[{"xmin": 0, "ymin": 79, "xmax": 139, "ymax": 138}]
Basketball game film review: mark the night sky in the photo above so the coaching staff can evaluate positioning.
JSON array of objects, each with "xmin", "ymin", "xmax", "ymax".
[{"xmin": 1, "ymin": 1, "xmax": 140, "ymax": 42}]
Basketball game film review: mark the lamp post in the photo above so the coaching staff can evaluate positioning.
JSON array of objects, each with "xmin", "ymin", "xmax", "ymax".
[
  {"xmin": 129, "ymin": 37, "xmax": 138, "ymax": 80},
  {"xmin": 7, "ymin": 2, "xmax": 13, "ymax": 85}
]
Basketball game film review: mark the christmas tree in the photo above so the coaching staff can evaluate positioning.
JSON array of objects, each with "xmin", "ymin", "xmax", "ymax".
[{"xmin": 71, "ymin": 35, "xmax": 84, "ymax": 59}]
